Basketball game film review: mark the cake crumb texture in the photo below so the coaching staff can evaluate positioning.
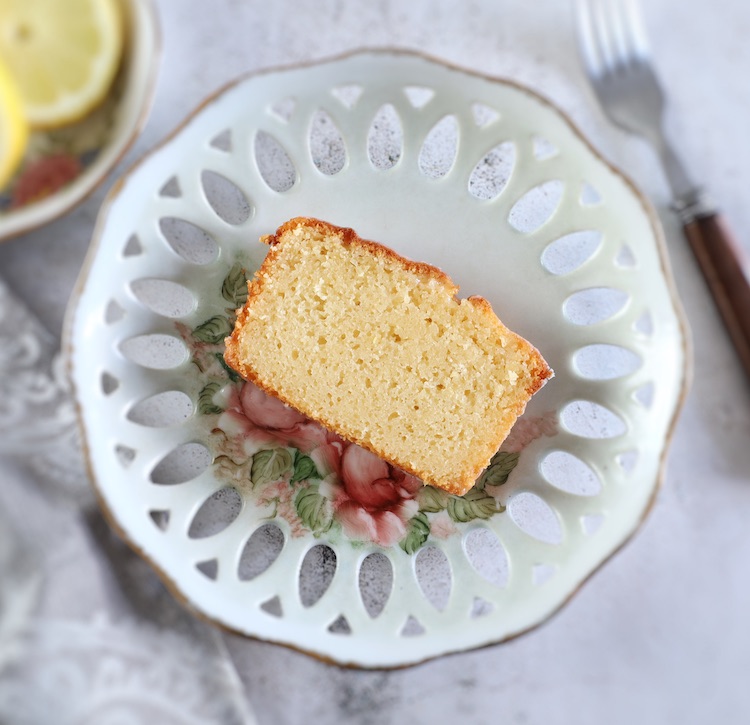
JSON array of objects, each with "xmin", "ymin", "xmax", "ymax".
[{"xmin": 224, "ymin": 217, "xmax": 553, "ymax": 495}]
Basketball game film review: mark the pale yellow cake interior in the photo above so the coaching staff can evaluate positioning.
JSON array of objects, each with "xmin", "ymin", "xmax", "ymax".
[{"xmin": 227, "ymin": 220, "xmax": 551, "ymax": 494}]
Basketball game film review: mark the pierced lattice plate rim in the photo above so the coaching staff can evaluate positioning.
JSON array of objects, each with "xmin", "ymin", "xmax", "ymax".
[{"xmin": 65, "ymin": 49, "xmax": 689, "ymax": 668}]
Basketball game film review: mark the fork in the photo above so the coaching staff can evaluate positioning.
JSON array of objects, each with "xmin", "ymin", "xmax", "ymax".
[{"xmin": 576, "ymin": 0, "xmax": 750, "ymax": 379}]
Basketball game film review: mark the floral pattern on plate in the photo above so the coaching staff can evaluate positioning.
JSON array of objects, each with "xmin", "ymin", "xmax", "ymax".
[{"xmin": 176, "ymin": 259, "xmax": 558, "ymax": 551}]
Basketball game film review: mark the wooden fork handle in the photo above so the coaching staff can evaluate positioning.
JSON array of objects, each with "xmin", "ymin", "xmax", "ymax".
[{"xmin": 683, "ymin": 212, "xmax": 750, "ymax": 378}]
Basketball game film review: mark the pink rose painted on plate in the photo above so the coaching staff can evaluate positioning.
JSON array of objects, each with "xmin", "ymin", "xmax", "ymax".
[
  {"xmin": 329, "ymin": 445, "xmax": 421, "ymax": 548},
  {"xmin": 221, "ymin": 380, "xmax": 336, "ymax": 454}
]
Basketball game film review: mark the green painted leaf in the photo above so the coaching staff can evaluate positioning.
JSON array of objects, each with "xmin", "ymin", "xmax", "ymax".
[
  {"xmin": 198, "ymin": 381, "xmax": 223, "ymax": 415},
  {"xmin": 215, "ymin": 353, "xmax": 241, "ymax": 381},
  {"xmin": 291, "ymin": 453, "xmax": 321, "ymax": 483},
  {"xmin": 294, "ymin": 484, "xmax": 333, "ymax": 535},
  {"xmin": 214, "ymin": 353, "xmax": 241, "ymax": 382},
  {"xmin": 447, "ymin": 489, "xmax": 502, "ymax": 523},
  {"xmin": 418, "ymin": 486, "xmax": 449, "ymax": 513},
  {"xmin": 478, "ymin": 451, "xmax": 520, "ymax": 489},
  {"xmin": 222, "ymin": 262, "xmax": 249, "ymax": 307},
  {"xmin": 250, "ymin": 448, "xmax": 293, "ymax": 486},
  {"xmin": 193, "ymin": 315, "xmax": 233, "ymax": 344},
  {"xmin": 399, "ymin": 512, "xmax": 430, "ymax": 554}
]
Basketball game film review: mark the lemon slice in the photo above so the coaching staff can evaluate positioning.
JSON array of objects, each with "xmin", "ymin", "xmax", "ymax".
[
  {"xmin": 0, "ymin": 0, "xmax": 124, "ymax": 129},
  {"xmin": 0, "ymin": 57, "xmax": 27, "ymax": 188}
]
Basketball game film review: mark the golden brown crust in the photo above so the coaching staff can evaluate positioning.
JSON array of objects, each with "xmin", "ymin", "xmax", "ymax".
[
  {"xmin": 262, "ymin": 217, "xmax": 459, "ymax": 294},
  {"xmin": 225, "ymin": 217, "xmax": 553, "ymax": 496}
]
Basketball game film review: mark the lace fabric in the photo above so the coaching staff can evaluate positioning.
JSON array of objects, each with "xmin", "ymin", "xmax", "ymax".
[{"xmin": 0, "ymin": 617, "xmax": 251, "ymax": 725}]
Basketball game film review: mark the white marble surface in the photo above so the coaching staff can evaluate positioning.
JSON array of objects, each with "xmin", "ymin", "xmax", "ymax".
[{"xmin": 1, "ymin": 0, "xmax": 749, "ymax": 723}]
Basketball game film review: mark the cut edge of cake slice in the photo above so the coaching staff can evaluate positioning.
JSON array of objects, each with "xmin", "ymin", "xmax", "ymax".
[{"xmin": 224, "ymin": 217, "xmax": 553, "ymax": 496}]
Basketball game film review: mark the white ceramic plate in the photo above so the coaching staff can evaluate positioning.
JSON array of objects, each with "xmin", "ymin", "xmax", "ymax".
[
  {"xmin": 65, "ymin": 50, "xmax": 689, "ymax": 668},
  {"xmin": 0, "ymin": 0, "xmax": 160, "ymax": 242}
]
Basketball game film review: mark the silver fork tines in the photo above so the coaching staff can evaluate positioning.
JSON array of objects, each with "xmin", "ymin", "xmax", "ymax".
[
  {"xmin": 579, "ymin": 0, "xmax": 649, "ymax": 76},
  {"xmin": 576, "ymin": 0, "xmax": 700, "ymax": 206}
]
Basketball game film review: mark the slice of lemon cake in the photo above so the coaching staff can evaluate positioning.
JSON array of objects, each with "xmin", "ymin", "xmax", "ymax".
[{"xmin": 224, "ymin": 217, "xmax": 552, "ymax": 495}]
